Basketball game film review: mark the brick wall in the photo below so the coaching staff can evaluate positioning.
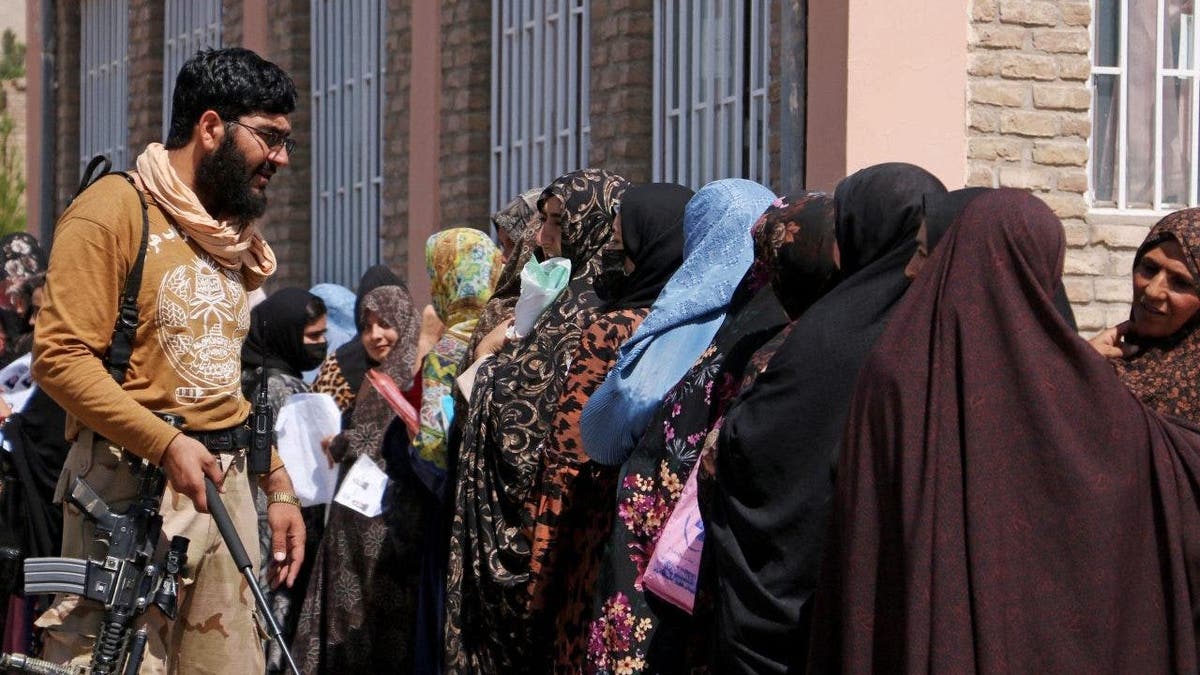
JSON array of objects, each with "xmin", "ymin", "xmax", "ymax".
[
  {"xmin": 966, "ymin": 0, "xmax": 1125, "ymax": 332},
  {"xmin": 588, "ymin": 1, "xmax": 654, "ymax": 184},
  {"xmin": 381, "ymin": 0, "xmax": 412, "ymax": 278},
  {"xmin": 439, "ymin": 1, "xmax": 491, "ymax": 234},
  {"xmin": 127, "ymin": 0, "xmax": 164, "ymax": 155},
  {"xmin": 256, "ymin": 0, "xmax": 311, "ymax": 291}
]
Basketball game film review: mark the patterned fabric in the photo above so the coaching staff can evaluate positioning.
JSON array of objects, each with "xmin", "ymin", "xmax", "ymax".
[
  {"xmin": 1113, "ymin": 207, "xmax": 1200, "ymax": 425},
  {"xmin": 491, "ymin": 188, "xmax": 542, "ymax": 242},
  {"xmin": 411, "ymin": 228, "xmax": 502, "ymax": 494},
  {"xmin": 586, "ymin": 192, "xmax": 841, "ymax": 673},
  {"xmin": 581, "ymin": 179, "xmax": 776, "ymax": 466},
  {"xmin": 525, "ymin": 307, "xmax": 649, "ymax": 672},
  {"xmin": 445, "ymin": 168, "xmax": 628, "ymax": 673},
  {"xmin": 426, "ymin": 228, "xmax": 503, "ymax": 334},
  {"xmin": 469, "ymin": 191, "xmax": 545, "ymax": 359},
  {"xmin": 292, "ymin": 285, "xmax": 421, "ymax": 673},
  {"xmin": 0, "ymin": 233, "xmax": 46, "ymax": 307},
  {"xmin": 311, "ymin": 353, "xmax": 355, "ymax": 413}
]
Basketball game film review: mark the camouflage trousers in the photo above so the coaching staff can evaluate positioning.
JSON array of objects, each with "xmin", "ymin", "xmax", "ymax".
[{"xmin": 35, "ymin": 429, "xmax": 266, "ymax": 674}]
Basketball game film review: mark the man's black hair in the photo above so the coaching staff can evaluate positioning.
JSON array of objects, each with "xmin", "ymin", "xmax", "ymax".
[{"xmin": 164, "ymin": 48, "xmax": 297, "ymax": 149}]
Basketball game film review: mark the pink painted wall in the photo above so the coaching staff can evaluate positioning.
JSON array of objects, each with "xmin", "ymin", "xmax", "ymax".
[
  {"xmin": 242, "ymin": 0, "xmax": 268, "ymax": 55},
  {"xmin": 406, "ymin": 1, "xmax": 440, "ymax": 307},
  {"xmin": 808, "ymin": 0, "xmax": 968, "ymax": 191}
]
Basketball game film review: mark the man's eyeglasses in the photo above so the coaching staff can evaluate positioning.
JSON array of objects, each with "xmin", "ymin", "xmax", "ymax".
[{"xmin": 228, "ymin": 120, "xmax": 296, "ymax": 156}]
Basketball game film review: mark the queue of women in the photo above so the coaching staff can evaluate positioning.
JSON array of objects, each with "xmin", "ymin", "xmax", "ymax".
[{"xmin": 238, "ymin": 162, "xmax": 1200, "ymax": 674}]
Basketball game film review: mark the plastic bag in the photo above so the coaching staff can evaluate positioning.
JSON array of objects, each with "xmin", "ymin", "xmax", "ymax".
[
  {"xmin": 642, "ymin": 461, "xmax": 705, "ymax": 614},
  {"xmin": 511, "ymin": 256, "xmax": 571, "ymax": 338}
]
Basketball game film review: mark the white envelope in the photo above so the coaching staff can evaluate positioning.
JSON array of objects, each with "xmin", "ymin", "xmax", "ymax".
[
  {"xmin": 333, "ymin": 454, "xmax": 389, "ymax": 518},
  {"xmin": 275, "ymin": 393, "xmax": 342, "ymax": 506}
]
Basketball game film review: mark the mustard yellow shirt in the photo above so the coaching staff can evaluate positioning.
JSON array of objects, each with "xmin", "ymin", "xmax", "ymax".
[{"xmin": 34, "ymin": 173, "xmax": 281, "ymax": 471}]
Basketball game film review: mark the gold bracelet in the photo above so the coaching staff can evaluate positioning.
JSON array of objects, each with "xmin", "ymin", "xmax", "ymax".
[{"xmin": 267, "ymin": 492, "xmax": 301, "ymax": 508}]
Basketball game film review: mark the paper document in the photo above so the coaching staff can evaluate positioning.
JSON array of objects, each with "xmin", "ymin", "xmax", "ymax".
[
  {"xmin": 0, "ymin": 353, "xmax": 34, "ymax": 413},
  {"xmin": 275, "ymin": 393, "xmax": 342, "ymax": 507},
  {"xmin": 334, "ymin": 454, "xmax": 389, "ymax": 518}
]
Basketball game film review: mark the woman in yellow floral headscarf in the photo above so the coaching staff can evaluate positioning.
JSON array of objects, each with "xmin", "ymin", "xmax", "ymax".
[
  {"xmin": 382, "ymin": 227, "xmax": 501, "ymax": 674},
  {"xmin": 410, "ymin": 227, "xmax": 503, "ymax": 492}
]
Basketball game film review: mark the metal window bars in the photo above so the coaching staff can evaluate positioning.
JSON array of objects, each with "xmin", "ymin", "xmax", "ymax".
[
  {"xmin": 80, "ymin": 0, "xmax": 129, "ymax": 178},
  {"xmin": 310, "ymin": 0, "xmax": 385, "ymax": 288},
  {"xmin": 162, "ymin": 0, "xmax": 222, "ymax": 142},
  {"xmin": 1091, "ymin": 0, "xmax": 1200, "ymax": 213},
  {"xmin": 490, "ymin": 0, "xmax": 591, "ymax": 214},
  {"xmin": 652, "ymin": 0, "xmax": 770, "ymax": 189}
]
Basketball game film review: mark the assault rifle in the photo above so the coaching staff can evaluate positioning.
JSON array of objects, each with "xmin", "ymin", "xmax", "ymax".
[{"xmin": 1, "ymin": 456, "xmax": 187, "ymax": 675}]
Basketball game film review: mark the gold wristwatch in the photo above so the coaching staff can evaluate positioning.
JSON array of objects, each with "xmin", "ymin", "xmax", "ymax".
[{"xmin": 267, "ymin": 492, "xmax": 301, "ymax": 508}]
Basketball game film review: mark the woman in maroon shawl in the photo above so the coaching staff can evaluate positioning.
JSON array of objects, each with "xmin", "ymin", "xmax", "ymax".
[
  {"xmin": 700, "ymin": 163, "xmax": 946, "ymax": 674},
  {"xmin": 809, "ymin": 189, "xmax": 1200, "ymax": 672}
]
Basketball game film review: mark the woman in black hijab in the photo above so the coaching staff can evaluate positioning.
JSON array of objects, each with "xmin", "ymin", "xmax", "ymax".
[
  {"xmin": 242, "ymin": 288, "xmax": 330, "ymax": 401},
  {"xmin": 525, "ymin": 182, "xmax": 692, "ymax": 671},
  {"xmin": 702, "ymin": 162, "xmax": 946, "ymax": 674},
  {"xmin": 240, "ymin": 286, "xmax": 328, "ymax": 674}
]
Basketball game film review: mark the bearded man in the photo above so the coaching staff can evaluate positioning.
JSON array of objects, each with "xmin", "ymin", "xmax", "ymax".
[{"xmin": 31, "ymin": 48, "xmax": 304, "ymax": 673}]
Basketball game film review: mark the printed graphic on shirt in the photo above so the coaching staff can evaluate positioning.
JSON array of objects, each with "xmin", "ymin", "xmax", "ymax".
[
  {"xmin": 148, "ymin": 228, "xmax": 180, "ymax": 255},
  {"xmin": 157, "ymin": 258, "xmax": 249, "ymax": 404}
]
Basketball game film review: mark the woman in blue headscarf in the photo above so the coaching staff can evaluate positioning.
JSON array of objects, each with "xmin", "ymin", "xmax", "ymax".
[{"xmin": 580, "ymin": 179, "xmax": 776, "ymax": 466}]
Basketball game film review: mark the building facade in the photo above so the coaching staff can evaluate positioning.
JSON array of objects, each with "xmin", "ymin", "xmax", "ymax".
[{"xmin": 20, "ymin": 1, "xmax": 1188, "ymax": 329}]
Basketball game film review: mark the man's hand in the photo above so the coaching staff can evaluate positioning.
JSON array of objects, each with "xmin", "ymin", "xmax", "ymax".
[
  {"xmin": 161, "ymin": 433, "xmax": 224, "ymax": 513},
  {"xmin": 262, "ymin": 469, "xmax": 305, "ymax": 589}
]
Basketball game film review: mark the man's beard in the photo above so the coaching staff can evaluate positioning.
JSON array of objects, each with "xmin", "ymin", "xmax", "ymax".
[{"xmin": 195, "ymin": 135, "xmax": 270, "ymax": 221}]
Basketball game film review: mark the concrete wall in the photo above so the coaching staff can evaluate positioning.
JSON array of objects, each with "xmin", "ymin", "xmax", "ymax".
[{"xmin": 807, "ymin": 0, "xmax": 969, "ymax": 192}]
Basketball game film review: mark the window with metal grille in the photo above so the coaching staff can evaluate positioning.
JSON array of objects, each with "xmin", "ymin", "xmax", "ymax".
[
  {"xmin": 490, "ymin": 0, "xmax": 591, "ymax": 213},
  {"xmin": 653, "ymin": 0, "xmax": 770, "ymax": 189},
  {"xmin": 310, "ymin": 0, "xmax": 385, "ymax": 288},
  {"xmin": 1092, "ymin": 0, "xmax": 1199, "ymax": 213},
  {"xmin": 80, "ymin": 0, "xmax": 129, "ymax": 176},
  {"xmin": 162, "ymin": 0, "xmax": 222, "ymax": 141}
]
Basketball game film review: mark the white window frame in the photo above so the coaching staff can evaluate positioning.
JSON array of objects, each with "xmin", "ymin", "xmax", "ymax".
[
  {"xmin": 652, "ymin": 0, "xmax": 770, "ymax": 189},
  {"xmin": 490, "ymin": 0, "xmax": 591, "ymax": 214},
  {"xmin": 1091, "ymin": 0, "xmax": 1200, "ymax": 216},
  {"xmin": 310, "ymin": 0, "xmax": 386, "ymax": 288},
  {"xmin": 80, "ymin": 0, "xmax": 129, "ymax": 176},
  {"xmin": 162, "ymin": 0, "xmax": 223, "ymax": 141}
]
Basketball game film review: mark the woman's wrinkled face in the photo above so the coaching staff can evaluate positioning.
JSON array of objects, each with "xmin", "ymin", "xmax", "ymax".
[
  {"xmin": 537, "ymin": 196, "xmax": 564, "ymax": 258},
  {"xmin": 1131, "ymin": 239, "xmax": 1200, "ymax": 338},
  {"xmin": 361, "ymin": 309, "xmax": 400, "ymax": 362}
]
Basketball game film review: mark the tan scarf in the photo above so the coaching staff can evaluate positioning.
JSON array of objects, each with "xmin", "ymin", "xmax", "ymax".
[{"xmin": 135, "ymin": 143, "xmax": 277, "ymax": 290}]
